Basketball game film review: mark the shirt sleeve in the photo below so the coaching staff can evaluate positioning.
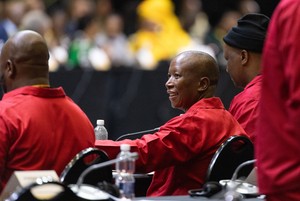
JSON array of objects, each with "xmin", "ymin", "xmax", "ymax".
[{"xmin": 95, "ymin": 114, "xmax": 208, "ymax": 173}]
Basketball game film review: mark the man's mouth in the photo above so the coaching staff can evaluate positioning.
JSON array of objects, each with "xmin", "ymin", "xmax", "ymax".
[{"xmin": 167, "ymin": 91, "xmax": 177, "ymax": 98}]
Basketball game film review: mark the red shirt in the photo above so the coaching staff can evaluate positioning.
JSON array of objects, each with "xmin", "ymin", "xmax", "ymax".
[
  {"xmin": 0, "ymin": 86, "xmax": 95, "ymax": 192},
  {"xmin": 229, "ymin": 75, "xmax": 262, "ymax": 142},
  {"xmin": 95, "ymin": 97, "xmax": 247, "ymax": 196},
  {"xmin": 256, "ymin": 0, "xmax": 300, "ymax": 197}
]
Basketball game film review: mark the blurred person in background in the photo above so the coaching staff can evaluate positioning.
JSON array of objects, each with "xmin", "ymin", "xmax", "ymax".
[
  {"xmin": 95, "ymin": 0, "xmax": 114, "ymax": 31},
  {"xmin": 178, "ymin": 0, "xmax": 210, "ymax": 45},
  {"xmin": 177, "ymin": 0, "xmax": 215, "ymax": 63},
  {"xmin": 128, "ymin": 0, "xmax": 195, "ymax": 70},
  {"xmin": 0, "ymin": 24, "xmax": 8, "ymax": 51},
  {"xmin": 223, "ymin": 13, "xmax": 269, "ymax": 141},
  {"xmin": 238, "ymin": 0, "xmax": 260, "ymax": 15},
  {"xmin": 24, "ymin": 0, "xmax": 45, "ymax": 11},
  {"xmin": 47, "ymin": 4, "xmax": 70, "ymax": 71},
  {"xmin": 68, "ymin": 14, "xmax": 110, "ymax": 71},
  {"xmin": 65, "ymin": 0, "xmax": 96, "ymax": 40},
  {"xmin": 0, "ymin": 0, "xmax": 26, "ymax": 38},
  {"xmin": 19, "ymin": 9, "xmax": 68, "ymax": 72},
  {"xmin": 0, "ymin": 2, "xmax": 4, "ymax": 19},
  {"xmin": 95, "ymin": 13, "xmax": 134, "ymax": 68},
  {"xmin": 204, "ymin": 10, "xmax": 243, "ymax": 109}
]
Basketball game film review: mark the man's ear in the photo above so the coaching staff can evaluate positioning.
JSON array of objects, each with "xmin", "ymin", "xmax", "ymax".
[
  {"xmin": 198, "ymin": 77, "xmax": 209, "ymax": 92},
  {"xmin": 6, "ymin": 59, "xmax": 16, "ymax": 79},
  {"xmin": 241, "ymin": 50, "xmax": 249, "ymax": 66}
]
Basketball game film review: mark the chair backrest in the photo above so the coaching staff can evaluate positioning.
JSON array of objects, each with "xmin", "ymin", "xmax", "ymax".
[
  {"xmin": 6, "ymin": 181, "xmax": 79, "ymax": 201},
  {"xmin": 60, "ymin": 147, "xmax": 113, "ymax": 186},
  {"xmin": 206, "ymin": 135, "xmax": 254, "ymax": 182}
]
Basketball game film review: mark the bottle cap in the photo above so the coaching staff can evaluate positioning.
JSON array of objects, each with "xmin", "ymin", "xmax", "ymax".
[
  {"xmin": 120, "ymin": 144, "xmax": 130, "ymax": 151},
  {"xmin": 96, "ymin": 119, "xmax": 104, "ymax": 126}
]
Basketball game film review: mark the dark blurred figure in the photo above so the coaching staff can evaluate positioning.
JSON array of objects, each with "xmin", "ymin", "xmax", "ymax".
[
  {"xmin": 68, "ymin": 14, "xmax": 109, "ymax": 70},
  {"xmin": 0, "ymin": 0, "xmax": 26, "ymax": 37},
  {"xmin": 95, "ymin": 0, "xmax": 114, "ymax": 30},
  {"xmin": 95, "ymin": 13, "xmax": 134, "ymax": 68},
  {"xmin": 0, "ymin": 24, "xmax": 8, "ymax": 51},
  {"xmin": 47, "ymin": 5, "xmax": 70, "ymax": 71},
  {"xmin": 204, "ymin": 10, "xmax": 243, "ymax": 108},
  {"xmin": 65, "ymin": 0, "xmax": 96, "ymax": 39}
]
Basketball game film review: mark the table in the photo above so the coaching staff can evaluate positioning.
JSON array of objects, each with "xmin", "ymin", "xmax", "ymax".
[{"xmin": 134, "ymin": 195, "xmax": 264, "ymax": 201}]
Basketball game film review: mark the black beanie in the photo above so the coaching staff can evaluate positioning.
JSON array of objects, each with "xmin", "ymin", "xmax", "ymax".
[{"xmin": 223, "ymin": 13, "xmax": 270, "ymax": 53}]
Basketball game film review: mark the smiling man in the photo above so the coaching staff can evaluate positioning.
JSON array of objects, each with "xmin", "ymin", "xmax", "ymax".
[{"xmin": 95, "ymin": 50, "xmax": 247, "ymax": 196}]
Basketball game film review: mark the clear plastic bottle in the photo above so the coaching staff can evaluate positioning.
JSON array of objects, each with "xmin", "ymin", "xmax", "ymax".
[
  {"xmin": 115, "ymin": 144, "xmax": 135, "ymax": 199},
  {"xmin": 94, "ymin": 119, "xmax": 108, "ymax": 140}
]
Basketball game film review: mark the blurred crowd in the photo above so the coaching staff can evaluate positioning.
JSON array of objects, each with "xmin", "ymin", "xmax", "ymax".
[{"xmin": 0, "ymin": 0, "xmax": 264, "ymax": 72}]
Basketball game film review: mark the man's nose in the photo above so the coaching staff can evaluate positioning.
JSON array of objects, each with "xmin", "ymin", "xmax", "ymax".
[{"xmin": 165, "ymin": 77, "xmax": 174, "ymax": 89}]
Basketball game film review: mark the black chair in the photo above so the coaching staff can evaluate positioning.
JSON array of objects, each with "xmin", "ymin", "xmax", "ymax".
[
  {"xmin": 206, "ymin": 135, "xmax": 254, "ymax": 182},
  {"xmin": 6, "ymin": 180, "xmax": 79, "ymax": 201},
  {"xmin": 188, "ymin": 135, "xmax": 254, "ymax": 198},
  {"xmin": 60, "ymin": 147, "xmax": 113, "ymax": 186}
]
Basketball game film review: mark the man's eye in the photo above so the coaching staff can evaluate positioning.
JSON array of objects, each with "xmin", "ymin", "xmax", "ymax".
[
  {"xmin": 167, "ymin": 73, "xmax": 181, "ymax": 79},
  {"xmin": 174, "ymin": 74, "xmax": 180, "ymax": 79}
]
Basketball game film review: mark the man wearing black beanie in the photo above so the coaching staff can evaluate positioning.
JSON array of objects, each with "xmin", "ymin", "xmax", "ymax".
[{"xmin": 223, "ymin": 13, "xmax": 270, "ymax": 142}]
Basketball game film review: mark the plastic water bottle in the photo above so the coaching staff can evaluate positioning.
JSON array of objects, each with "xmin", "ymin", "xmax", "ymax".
[
  {"xmin": 94, "ymin": 119, "xmax": 108, "ymax": 140},
  {"xmin": 115, "ymin": 144, "xmax": 135, "ymax": 199}
]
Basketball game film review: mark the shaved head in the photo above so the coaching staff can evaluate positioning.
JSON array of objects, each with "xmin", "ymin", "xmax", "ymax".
[
  {"xmin": 173, "ymin": 51, "xmax": 219, "ymax": 86},
  {"xmin": 166, "ymin": 51, "xmax": 219, "ymax": 111},
  {"xmin": 0, "ymin": 30, "xmax": 50, "ymax": 92}
]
